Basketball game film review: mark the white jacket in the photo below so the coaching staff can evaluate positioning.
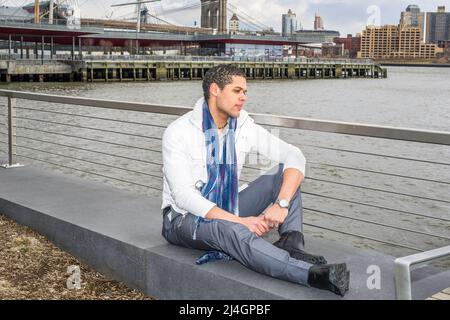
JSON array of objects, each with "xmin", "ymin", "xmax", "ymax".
[{"xmin": 161, "ymin": 97, "xmax": 306, "ymax": 218}]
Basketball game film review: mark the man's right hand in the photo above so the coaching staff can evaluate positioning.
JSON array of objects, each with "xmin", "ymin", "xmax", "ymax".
[
  {"xmin": 205, "ymin": 206, "xmax": 271, "ymax": 237},
  {"xmin": 239, "ymin": 216, "xmax": 271, "ymax": 237}
]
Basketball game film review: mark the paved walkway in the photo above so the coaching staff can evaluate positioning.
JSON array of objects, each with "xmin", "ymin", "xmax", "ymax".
[{"xmin": 427, "ymin": 288, "xmax": 450, "ymax": 300}]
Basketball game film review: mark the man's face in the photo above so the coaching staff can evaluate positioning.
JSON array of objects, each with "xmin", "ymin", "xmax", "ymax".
[{"xmin": 214, "ymin": 76, "xmax": 247, "ymax": 118}]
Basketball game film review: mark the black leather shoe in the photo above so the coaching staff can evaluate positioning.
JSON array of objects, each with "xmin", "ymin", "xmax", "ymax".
[
  {"xmin": 308, "ymin": 263, "xmax": 350, "ymax": 297},
  {"xmin": 273, "ymin": 230, "xmax": 327, "ymax": 265}
]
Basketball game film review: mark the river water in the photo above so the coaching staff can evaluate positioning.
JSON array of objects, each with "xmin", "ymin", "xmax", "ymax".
[{"xmin": 0, "ymin": 66, "xmax": 449, "ymax": 258}]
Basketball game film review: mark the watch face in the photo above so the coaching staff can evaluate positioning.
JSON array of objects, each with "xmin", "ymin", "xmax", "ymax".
[{"xmin": 279, "ymin": 199, "xmax": 289, "ymax": 208}]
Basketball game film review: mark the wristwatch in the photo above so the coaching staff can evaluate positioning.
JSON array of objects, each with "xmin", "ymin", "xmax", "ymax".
[{"xmin": 275, "ymin": 198, "xmax": 290, "ymax": 209}]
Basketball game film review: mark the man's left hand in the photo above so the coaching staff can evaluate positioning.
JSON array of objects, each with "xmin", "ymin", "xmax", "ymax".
[{"xmin": 263, "ymin": 204, "xmax": 288, "ymax": 229}]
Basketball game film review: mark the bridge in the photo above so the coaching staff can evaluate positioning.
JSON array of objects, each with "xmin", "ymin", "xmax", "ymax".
[{"xmin": 0, "ymin": 0, "xmax": 334, "ymax": 58}]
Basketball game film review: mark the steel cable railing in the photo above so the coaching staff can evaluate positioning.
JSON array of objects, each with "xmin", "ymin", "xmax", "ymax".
[
  {"xmin": 14, "ymin": 116, "xmax": 164, "ymax": 142},
  {"xmin": 243, "ymin": 159, "xmax": 450, "ymax": 187},
  {"xmin": 1, "ymin": 89, "xmax": 449, "ymax": 257},
  {"xmin": 301, "ymin": 221, "xmax": 425, "ymax": 252},
  {"xmin": 14, "ymin": 125, "xmax": 161, "ymax": 154},
  {"xmin": 14, "ymin": 106, "xmax": 171, "ymax": 129},
  {"xmin": 238, "ymin": 172, "xmax": 450, "ymax": 223},
  {"xmin": 300, "ymin": 143, "xmax": 450, "ymax": 167},
  {"xmin": 14, "ymin": 153, "xmax": 162, "ymax": 192},
  {"xmin": 303, "ymin": 207, "xmax": 450, "ymax": 241},
  {"xmin": 14, "ymin": 121, "xmax": 450, "ymax": 221},
  {"xmin": 306, "ymin": 162, "xmax": 450, "ymax": 186},
  {"xmin": 300, "ymin": 192, "xmax": 450, "ymax": 223},
  {"xmin": 15, "ymin": 135, "xmax": 163, "ymax": 167},
  {"xmin": 305, "ymin": 177, "xmax": 450, "ymax": 205},
  {"xmin": 242, "ymin": 163, "xmax": 450, "ymax": 203},
  {"xmin": 16, "ymin": 144, "xmax": 163, "ymax": 181},
  {"xmin": 10, "ymin": 108, "xmax": 450, "ymax": 180}
]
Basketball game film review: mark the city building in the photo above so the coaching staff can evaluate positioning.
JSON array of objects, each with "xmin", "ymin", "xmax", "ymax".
[
  {"xmin": 360, "ymin": 25, "xmax": 399, "ymax": 59},
  {"xmin": 282, "ymin": 9, "xmax": 297, "ymax": 37},
  {"xmin": 293, "ymin": 30, "xmax": 340, "ymax": 43},
  {"xmin": 395, "ymin": 27, "xmax": 437, "ymax": 59},
  {"xmin": 333, "ymin": 34, "xmax": 361, "ymax": 58},
  {"xmin": 442, "ymin": 40, "xmax": 450, "ymax": 57},
  {"xmin": 425, "ymin": 6, "xmax": 450, "ymax": 44},
  {"xmin": 314, "ymin": 12, "xmax": 324, "ymax": 31},
  {"xmin": 322, "ymin": 43, "xmax": 344, "ymax": 58},
  {"xmin": 400, "ymin": 4, "xmax": 425, "ymax": 40},
  {"xmin": 225, "ymin": 43, "xmax": 283, "ymax": 58},
  {"xmin": 229, "ymin": 13, "xmax": 239, "ymax": 35},
  {"xmin": 360, "ymin": 25, "xmax": 437, "ymax": 59}
]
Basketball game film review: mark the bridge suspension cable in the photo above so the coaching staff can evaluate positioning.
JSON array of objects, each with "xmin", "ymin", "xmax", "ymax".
[{"xmin": 227, "ymin": 2, "xmax": 272, "ymax": 31}]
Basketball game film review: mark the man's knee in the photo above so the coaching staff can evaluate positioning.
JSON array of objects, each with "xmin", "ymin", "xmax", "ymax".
[{"xmin": 213, "ymin": 220, "xmax": 253, "ymax": 244}]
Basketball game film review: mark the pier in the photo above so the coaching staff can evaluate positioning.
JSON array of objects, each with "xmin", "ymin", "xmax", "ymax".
[
  {"xmin": 83, "ymin": 58, "xmax": 386, "ymax": 82},
  {"xmin": 0, "ymin": 57, "xmax": 387, "ymax": 83}
]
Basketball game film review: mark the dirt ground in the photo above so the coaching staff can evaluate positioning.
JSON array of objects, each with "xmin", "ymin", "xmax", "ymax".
[{"xmin": 0, "ymin": 214, "xmax": 153, "ymax": 300}]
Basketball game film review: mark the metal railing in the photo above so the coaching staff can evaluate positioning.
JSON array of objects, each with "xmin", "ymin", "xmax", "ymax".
[
  {"xmin": 0, "ymin": 52, "xmax": 376, "ymax": 64},
  {"xmin": 395, "ymin": 246, "xmax": 450, "ymax": 300},
  {"xmin": 77, "ymin": 55, "xmax": 375, "ymax": 65},
  {"xmin": 0, "ymin": 55, "xmax": 76, "ymax": 63},
  {"xmin": 0, "ymin": 89, "xmax": 449, "ymax": 260}
]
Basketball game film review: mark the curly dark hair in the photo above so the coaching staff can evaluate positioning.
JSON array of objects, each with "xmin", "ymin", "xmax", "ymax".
[{"xmin": 202, "ymin": 64, "xmax": 246, "ymax": 101}]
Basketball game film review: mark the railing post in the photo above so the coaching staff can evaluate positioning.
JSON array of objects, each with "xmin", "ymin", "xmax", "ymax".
[
  {"xmin": 8, "ymin": 97, "xmax": 16, "ymax": 165},
  {"xmin": 394, "ymin": 246, "xmax": 450, "ymax": 300},
  {"xmin": 8, "ymin": 34, "xmax": 12, "ymax": 60},
  {"xmin": 394, "ymin": 259, "xmax": 412, "ymax": 300},
  {"xmin": 72, "ymin": 37, "xmax": 75, "ymax": 61},
  {"xmin": 41, "ymin": 35, "xmax": 45, "ymax": 64},
  {"xmin": 2, "ymin": 97, "xmax": 23, "ymax": 168}
]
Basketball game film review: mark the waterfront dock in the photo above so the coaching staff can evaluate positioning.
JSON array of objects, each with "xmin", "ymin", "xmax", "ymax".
[
  {"xmin": 83, "ymin": 58, "xmax": 386, "ymax": 82},
  {"xmin": 0, "ymin": 57, "xmax": 387, "ymax": 83}
]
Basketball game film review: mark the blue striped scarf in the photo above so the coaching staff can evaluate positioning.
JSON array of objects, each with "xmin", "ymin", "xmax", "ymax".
[
  {"xmin": 191, "ymin": 102, "xmax": 238, "ymax": 264},
  {"xmin": 201, "ymin": 101, "xmax": 239, "ymax": 215}
]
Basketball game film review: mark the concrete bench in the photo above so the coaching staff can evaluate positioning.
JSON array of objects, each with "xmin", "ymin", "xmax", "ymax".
[{"xmin": 1, "ymin": 165, "xmax": 449, "ymax": 299}]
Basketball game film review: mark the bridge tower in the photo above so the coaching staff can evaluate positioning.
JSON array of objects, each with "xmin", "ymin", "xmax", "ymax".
[{"xmin": 201, "ymin": 0, "xmax": 227, "ymax": 33}]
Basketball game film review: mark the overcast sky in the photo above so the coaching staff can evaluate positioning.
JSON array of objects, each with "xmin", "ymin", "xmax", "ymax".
[{"xmin": 2, "ymin": 0, "xmax": 448, "ymax": 35}]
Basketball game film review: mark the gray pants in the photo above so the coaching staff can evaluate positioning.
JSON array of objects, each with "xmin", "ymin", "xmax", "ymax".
[{"xmin": 161, "ymin": 164, "xmax": 312, "ymax": 285}]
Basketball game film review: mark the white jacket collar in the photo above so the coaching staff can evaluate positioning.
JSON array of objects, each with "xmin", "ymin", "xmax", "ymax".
[{"xmin": 190, "ymin": 97, "xmax": 249, "ymax": 130}]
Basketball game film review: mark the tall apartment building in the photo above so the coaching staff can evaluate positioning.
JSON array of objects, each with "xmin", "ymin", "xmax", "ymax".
[
  {"xmin": 400, "ymin": 4, "xmax": 425, "ymax": 40},
  {"xmin": 360, "ymin": 25, "xmax": 437, "ymax": 59},
  {"xmin": 425, "ymin": 6, "xmax": 450, "ymax": 44},
  {"xmin": 395, "ymin": 27, "xmax": 436, "ymax": 58},
  {"xmin": 360, "ymin": 25, "xmax": 399, "ymax": 59},
  {"xmin": 314, "ymin": 12, "xmax": 324, "ymax": 31},
  {"xmin": 282, "ymin": 9, "xmax": 297, "ymax": 37}
]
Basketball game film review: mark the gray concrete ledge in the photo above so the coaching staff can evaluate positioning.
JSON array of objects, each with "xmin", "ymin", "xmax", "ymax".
[{"xmin": 1, "ymin": 165, "xmax": 449, "ymax": 299}]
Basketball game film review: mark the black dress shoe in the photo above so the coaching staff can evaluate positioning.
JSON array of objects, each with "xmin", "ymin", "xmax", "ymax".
[
  {"xmin": 273, "ymin": 230, "xmax": 328, "ymax": 265},
  {"xmin": 308, "ymin": 263, "xmax": 350, "ymax": 297}
]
